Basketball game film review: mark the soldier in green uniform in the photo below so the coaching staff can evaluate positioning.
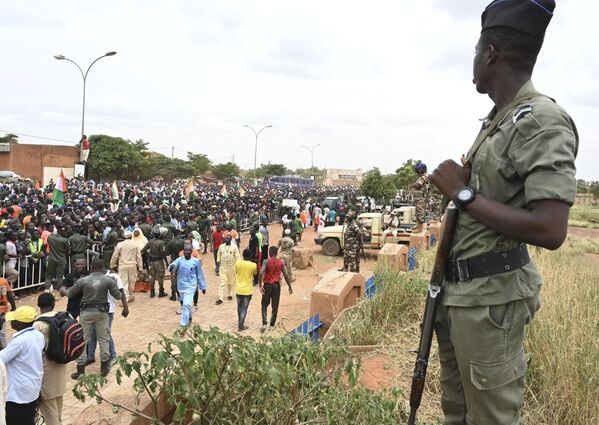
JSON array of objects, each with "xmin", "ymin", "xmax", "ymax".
[
  {"xmin": 142, "ymin": 229, "xmax": 168, "ymax": 298},
  {"xmin": 339, "ymin": 212, "xmax": 362, "ymax": 273},
  {"xmin": 45, "ymin": 226, "xmax": 70, "ymax": 290},
  {"xmin": 68, "ymin": 224, "xmax": 93, "ymax": 271},
  {"xmin": 101, "ymin": 222, "xmax": 119, "ymax": 270},
  {"xmin": 411, "ymin": 162, "xmax": 430, "ymax": 233},
  {"xmin": 198, "ymin": 212, "xmax": 211, "ymax": 254},
  {"xmin": 430, "ymin": 1, "xmax": 577, "ymax": 423}
]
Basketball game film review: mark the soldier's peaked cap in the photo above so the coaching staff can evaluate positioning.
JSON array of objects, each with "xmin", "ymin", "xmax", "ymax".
[{"xmin": 481, "ymin": 0, "xmax": 555, "ymax": 40}]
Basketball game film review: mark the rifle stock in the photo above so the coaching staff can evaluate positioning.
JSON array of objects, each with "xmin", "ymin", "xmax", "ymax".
[{"xmin": 407, "ymin": 202, "xmax": 459, "ymax": 425}]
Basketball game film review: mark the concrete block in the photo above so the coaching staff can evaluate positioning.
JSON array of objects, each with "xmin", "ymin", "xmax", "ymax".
[
  {"xmin": 309, "ymin": 270, "xmax": 365, "ymax": 334},
  {"xmin": 378, "ymin": 243, "xmax": 404, "ymax": 272},
  {"xmin": 409, "ymin": 230, "xmax": 430, "ymax": 251},
  {"xmin": 292, "ymin": 246, "xmax": 313, "ymax": 269},
  {"xmin": 427, "ymin": 222, "xmax": 441, "ymax": 247}
]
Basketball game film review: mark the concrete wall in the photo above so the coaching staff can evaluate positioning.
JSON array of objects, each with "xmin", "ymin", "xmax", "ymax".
[{"xmin": 0, "ymin": 144, "xmax": 79, "ymax": 184}]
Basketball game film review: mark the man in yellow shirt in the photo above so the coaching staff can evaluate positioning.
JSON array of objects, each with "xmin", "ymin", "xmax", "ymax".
[{"xmin": 234, "ymin": 249, "xmax": 257, "ymax": 331}]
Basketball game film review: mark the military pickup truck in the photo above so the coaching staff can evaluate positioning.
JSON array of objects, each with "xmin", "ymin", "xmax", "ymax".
[{"xmin": 314, "ymin": 206, "xmax": 417, "ymax": 256}]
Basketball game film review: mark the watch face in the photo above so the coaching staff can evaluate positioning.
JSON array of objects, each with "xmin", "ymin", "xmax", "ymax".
[{"xmin": 457, "ymin": 188, "xmax": 472, "ymax": 202}]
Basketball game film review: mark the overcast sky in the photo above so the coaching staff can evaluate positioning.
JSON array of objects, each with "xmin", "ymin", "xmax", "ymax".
[{"xmin": 1, "ymin": 0, "xmax": 597, "ymax": 180}]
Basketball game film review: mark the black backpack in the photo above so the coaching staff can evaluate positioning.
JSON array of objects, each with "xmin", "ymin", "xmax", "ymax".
[{"xmin": 36, "ymin": 312, "xmax": 85, "ymax": 364}]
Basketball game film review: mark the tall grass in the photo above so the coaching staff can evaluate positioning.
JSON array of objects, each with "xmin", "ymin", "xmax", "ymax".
[
  {"xmin": 331, "ymin": 239, "xmax": 598, "ymax": 425},
  {"xmin": 569, "ymin": 204, "xmax": 599, "ymax": 228},
  {"xmin": 524, "ymin": 243, "xmax": 598, "ymax": 424}
]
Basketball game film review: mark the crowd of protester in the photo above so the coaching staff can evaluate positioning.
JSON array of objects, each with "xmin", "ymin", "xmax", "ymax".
[{"xmin": 0, "ymin": 176, "xmax": 358, "ymax": 424}]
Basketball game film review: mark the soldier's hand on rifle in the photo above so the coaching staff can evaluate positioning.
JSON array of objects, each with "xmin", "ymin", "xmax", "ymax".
[{"xmin": 430, "ymin": 159, "xmax": 471, "ymax": 198}]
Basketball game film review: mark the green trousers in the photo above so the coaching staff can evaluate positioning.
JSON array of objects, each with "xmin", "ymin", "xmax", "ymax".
[
  {"xmin": 78, "ymin": 309, "xmax": 110, "ymax": 364},
  {"xmin": 434, "ymin": 295, "xmax": 540, "ymax": 425}
]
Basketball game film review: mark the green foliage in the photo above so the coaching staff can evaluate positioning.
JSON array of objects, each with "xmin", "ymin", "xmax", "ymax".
[
  {"xmin": 0, "ymin": 133, "xmax": 19, "ymax": 144},
  {"xmin": 88, "ymin": 135, "xmax": 145, "ymax": 180},
  {"xmin": 187, "ymin": 152, "xmax": 212, "ymax": 175},
  {"xmin": 211, "ymin": 162, "xmax": 241, "ymax": 180},
  {"xmin": 360, "ymin": 168, "xmax": 397, "ymax": 203},
  {"xmin": 254, "ymin": 163, "xmax": 290, "ymax": 178},
  {"xmin": 73, "ymin": 327, "xmax": 406, "ymax": 424},
  {"xmin": 394, "ymin": 159, "xmax": 422, "ymax": 191},
  {"xmin": 295, "ymin": 167, "xmax": 325, "ymax": 182}
]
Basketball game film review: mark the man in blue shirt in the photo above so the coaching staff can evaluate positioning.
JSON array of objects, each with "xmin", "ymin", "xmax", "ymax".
[
  {"xmin": 169, "ymin": 244, "xmax": 207, "ymax": 327},
  {"xmin": 0, "ymin": 306, "xmax": 45, "ymax": 425}
]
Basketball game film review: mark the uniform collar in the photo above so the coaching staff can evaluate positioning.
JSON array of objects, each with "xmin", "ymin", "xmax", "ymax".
[
  {"xmin": 13, "ymin": 326, "xmax": 35, "ymax": 338},
  {"xmin": 481, "ymin": 79, "xmax": 536, "ymax": 126}
]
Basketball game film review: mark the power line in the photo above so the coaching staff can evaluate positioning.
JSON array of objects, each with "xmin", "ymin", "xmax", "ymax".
[{"xmin": 0, "ymin": 129, "xmax": 75, "ymax": 144}]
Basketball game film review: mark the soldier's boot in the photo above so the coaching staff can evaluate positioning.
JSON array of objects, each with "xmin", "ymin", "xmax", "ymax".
[
  {"xmin": 169, "ymin": 291, "xmax": 177, "ymax": 301},
  {"xmin": 71, "ymin": 365, "xmax": 85, "ymax": 380},
  {"xmin": 150, "ymin": 288, "xmax": 156, "ymax": 298},
  {"xmin": 158, "ymin": 286, "xmax": 168, "ymax": 298},
  {"xmin": 101, "ymin": 360, "xmax": 111, "ymax": 377},
  {"xmin": 412, "ymin": 222, "xmax": 423, "ymax": 233}
]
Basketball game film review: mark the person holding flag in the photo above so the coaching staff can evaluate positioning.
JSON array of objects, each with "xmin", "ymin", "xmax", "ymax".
[{"xmin": 52, "ymin": 170, "xmax": 67, "ymax": 207}]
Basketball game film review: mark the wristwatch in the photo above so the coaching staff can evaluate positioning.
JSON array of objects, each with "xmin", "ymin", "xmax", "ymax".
[{"xmin": 453, "ymin": 186, "xmax": 476, "ymax": 209}]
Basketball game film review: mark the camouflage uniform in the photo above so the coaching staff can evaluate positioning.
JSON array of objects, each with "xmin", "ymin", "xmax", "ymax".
[
  {"xmin": 412, "ymin": 173, "xmax": 430, "ymax": 224},
  {"xmin": 278, "ymin": 236, "xmax": 295, "ymax": 281},
  {"xmin": 143, "ymin": 238, "xmax": 167, "ymax": 296},
  {"xmin": 341, "ymin": 219, "xmax": 362, "ymax": 273}
]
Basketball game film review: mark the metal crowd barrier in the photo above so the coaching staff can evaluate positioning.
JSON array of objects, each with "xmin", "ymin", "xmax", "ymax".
[
  {"xmin": 3, "ymin": 243, "xmax": 103, "ymax": 293},
  {"xmin": 290, "ymin": 313, "xmax": 322, "ymax": 341}
]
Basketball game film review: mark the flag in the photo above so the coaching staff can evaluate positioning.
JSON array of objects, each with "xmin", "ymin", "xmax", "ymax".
[
  {"xmin": 52, "ymin": 170, "xmax": 67, "ymax": 207},
  {"xmin": 239, "ymin": 187, "xmax": 245, "ymax": 197},
  {"xmin": 185, "ymin": 178, "xmax": 195, "ymax": 198},
  {"xmin": 220, "ymin": 184, "xmax": 228, "ymax": 197},
  {"xmin": 111, "ymin": 180, "xmax": 120, "ymax": 200}
]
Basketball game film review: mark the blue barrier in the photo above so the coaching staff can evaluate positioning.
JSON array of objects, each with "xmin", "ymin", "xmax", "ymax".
[
  {"xmin": 291, "ymin": 313, "xmax": 322, "ymax": 341},
  {"xmin": 365, "ymin": 275, "xmax": 377, "ymax": 299},
  {"xmin": 408, "ymin": 247, "xmax": 418, "ymax": 271}
]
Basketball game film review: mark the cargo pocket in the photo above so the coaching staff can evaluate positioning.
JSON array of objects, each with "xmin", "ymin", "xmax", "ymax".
[{"xmin": 470, "ymin": 349, "xmax": 526, "ymax": 391}]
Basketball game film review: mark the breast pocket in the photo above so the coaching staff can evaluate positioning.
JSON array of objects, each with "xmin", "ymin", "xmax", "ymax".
[{"xmin": 472, "ymin": 139, "xmax": 522, "ymax": 203}]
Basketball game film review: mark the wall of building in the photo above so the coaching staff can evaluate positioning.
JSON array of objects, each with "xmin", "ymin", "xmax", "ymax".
[
  {"xmin": 324, "ymin": 168, "xmax": 363, "ymax": 186},
  {"xmin": 0, "ymin": 144, "xmax": 80, "ymax": 184}
]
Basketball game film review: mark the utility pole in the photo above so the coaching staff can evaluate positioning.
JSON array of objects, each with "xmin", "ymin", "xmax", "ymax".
[
  {"xmin": 171, "ymin": 146, "xmax": 174, "ymax": 159},
  {"xmin": 301, "ymin": 143, "xmax": 322, "ymax": 170},
  {"xmin": 243, "ymin": 124, "xmax": 273, "ymax": 178}
]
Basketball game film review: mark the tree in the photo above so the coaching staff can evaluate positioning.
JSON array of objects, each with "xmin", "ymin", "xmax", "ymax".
[
  {"xmin": 132, "ymin": 139, "xmax": 149, "ymax": 154},
  {"xmin": 295, "ymin": 167, "xmax": 325, "ymax": 182},
  {"xmin": 88, "ymin": 135, "xmax": 144, "ymax": 180},
  {"xmin": 590, "ymin": 181, "xmax": 599, "ymax": 199},
  {"xmin": 254, "ymin": 163, "xmax": 290, "ymax": 178},
  {"xmin": 577, "ymin": 179, "xmax": 590, "ymax": 193},
  {"xmin": 211, "ymin": 162, "xmax": 241, "ymax": 180},
  {"xmin": 187, "ymin": 152, "xmax": 212, "ymax": 175},
  {"xmin": 360, "ymin": 168, "xmax": 397, "ymax": 203},
  {"xmin": 394, "ymin": 159, "xmax": 422, "ymax": 191},
  {"xmin": 0, "ymin": 133, "xmax": 19, "ymax": 144}
]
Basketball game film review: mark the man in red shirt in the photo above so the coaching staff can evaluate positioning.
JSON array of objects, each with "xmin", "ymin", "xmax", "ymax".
[
  {"xmin": 210, "ymin": 225, "xmax": 224, "ymax": 276},
  {"xmin": 258, "ymin": 246, "xmax": 292, "ymax": 332}
]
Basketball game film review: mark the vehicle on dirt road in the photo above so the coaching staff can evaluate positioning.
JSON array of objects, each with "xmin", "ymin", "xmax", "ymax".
[{"xmin": 314, "ymin": 206, "xmax": 417, "ymax": 256}]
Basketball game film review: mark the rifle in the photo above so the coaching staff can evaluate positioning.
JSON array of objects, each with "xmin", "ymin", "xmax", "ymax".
[{"xmin": 407, "ymin": 202, "xmax": 459, "ymax": 425}]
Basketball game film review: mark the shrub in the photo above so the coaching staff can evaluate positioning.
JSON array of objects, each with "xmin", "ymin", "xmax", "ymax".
[{"xmin": 73, "ymin": 327, "xmax": 406, "ymax": 424}]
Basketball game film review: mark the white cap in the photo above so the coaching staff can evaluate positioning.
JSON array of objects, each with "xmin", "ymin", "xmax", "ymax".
[{"xmin": 284, "ymin": 229, "xmax": 291, "ymax": 235}]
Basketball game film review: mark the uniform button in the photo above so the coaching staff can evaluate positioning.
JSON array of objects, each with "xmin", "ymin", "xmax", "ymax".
[{"xmin": 481, "ymin": 378, "xmax": 487, "ymax": 384}]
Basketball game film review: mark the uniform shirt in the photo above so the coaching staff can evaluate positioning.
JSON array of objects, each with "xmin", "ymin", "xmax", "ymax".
[
  {"xmin": 235, "ymin": 260, "xmax": 257, "ymax": 296},
  {"xmin": 110, "ymin": 239, "xmax": 143, "ymax": 269},
  {"xmin": 0, "ymin": 326, "xmax": 45, "ymax": 403},
  {"xmin": 143, "ymin": 239, "xmax": 166, "ymax": 260},
  {"xmin": 68, "ymin": 271, "xmax": 121, "ymax": 305},
  {"xmin": 68, "ymin": 233, "xmax": 92, "ymax": 254},
  {"xmin": 168, "ymin": 256, "xmax": 207, "ymax": 293},
  {"xmin": 47, "ymin": 234, "xmax": 69, "ymax": 261},
  {"xmin": 278, "ymin": 236, "xmax": 295, "ymax": 254},
  {"xmin": 445, "ymin": 80, "xmax": 578, "ymax": 307},
  {"xmin": 217, "ymin": 244, "xmax": 241, "ymax": 270},
  {"xmin": 32, "ymin": 311, "xmax": 67, "ymax": 400}
]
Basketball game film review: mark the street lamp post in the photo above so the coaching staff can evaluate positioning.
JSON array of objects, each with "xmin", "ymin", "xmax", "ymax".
[
  {"xmin": 244, "ymin": 124, "xmax": 272, "ymax": 178},
  {"xmin": 54, "ymin": 51, "xmax": 117, "ymax": 159},
  {"xmin": 301, "ymin": 143, "xmax": 322, "ymax": 170}
]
